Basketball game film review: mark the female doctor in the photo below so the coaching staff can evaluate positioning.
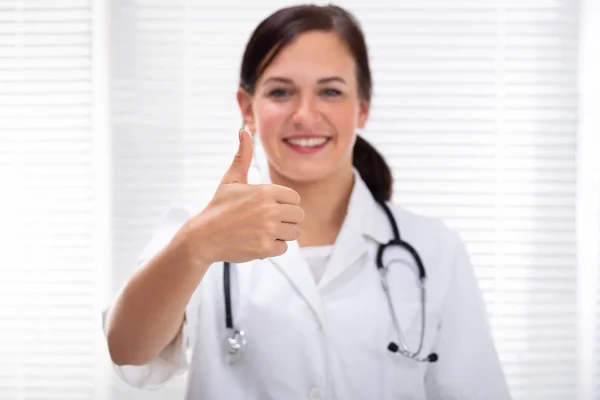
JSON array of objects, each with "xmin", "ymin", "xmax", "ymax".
[{"xmin": 104, "ymin": 4, "xmax": 512, "ymax": 400}]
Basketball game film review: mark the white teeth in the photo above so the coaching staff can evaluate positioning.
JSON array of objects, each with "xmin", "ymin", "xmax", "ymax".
[{"xmin": 286, "ymin": 137, "xmax": 329, "ymax": 147}]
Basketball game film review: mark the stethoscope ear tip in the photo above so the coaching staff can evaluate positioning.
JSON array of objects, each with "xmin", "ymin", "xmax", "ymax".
[{"xmin": 387, "ymin": 341, "xmax": 439, "ymax": 363}]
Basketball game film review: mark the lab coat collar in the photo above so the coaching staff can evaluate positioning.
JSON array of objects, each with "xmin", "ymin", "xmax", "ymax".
[
  {"xmin": 352, "ymin": 169, "xmax": 392, "ymax": 246},
  {"xmin": 317, "ymin": 168, "xmax": 391, "ymax": 289},
  {"xmin": 258, "ymin": 166, "xmax": 393, "ymax": 323}
]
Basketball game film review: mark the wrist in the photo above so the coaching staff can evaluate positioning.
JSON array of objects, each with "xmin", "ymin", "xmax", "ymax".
[{"xmin": 174, "ymin": 221, "xmax": 213, "ymax": 273}]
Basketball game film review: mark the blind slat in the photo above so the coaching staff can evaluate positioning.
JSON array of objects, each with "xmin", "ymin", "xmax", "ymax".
[{"xmin": 0, "ymin": 2, "xmax": 96, "ymax": 398}]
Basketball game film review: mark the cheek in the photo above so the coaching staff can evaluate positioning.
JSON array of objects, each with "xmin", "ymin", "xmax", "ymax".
[
  {"xmin": 327, "ymin": 102, "xmax": 359, "ymax": 141},
  {"xmin": 254, "ymin": 102, "xmax": 286, "ymax": 140}
]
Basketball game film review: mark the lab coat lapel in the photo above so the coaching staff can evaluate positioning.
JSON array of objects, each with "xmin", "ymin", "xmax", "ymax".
[
  {"xmin": 322, "ymin": 171, "xmax": 423, "ymax": 336},
  {"xmin": 267, "ymin": 241, "xmax": 325, "ymax": 323},
  {"xmin": 317, "ymin": 172, "xmax": 371, "ymax": 289}
]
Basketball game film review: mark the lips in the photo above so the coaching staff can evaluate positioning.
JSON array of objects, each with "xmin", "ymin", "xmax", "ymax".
[{"xmin": 282, "ymin": 136, "xmax": 332, "ymax": 155}]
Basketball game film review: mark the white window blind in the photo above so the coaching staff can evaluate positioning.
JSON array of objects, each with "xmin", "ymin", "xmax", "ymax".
[
  {"xmin": 0, "ymin": 1, "xmax": 97, "ymax": 399},
  {"xmin": 108, "ymin": 1, "xmax": 581, "ymax": 399},
  {"xmin": 580, "ymin": 1, "xmax": 600, "ymax": 398},
  {"xmin": 362, "ymin": 3, "xmax": 580, "ymax": 400},
  {"xmin": 108, "ymin": 1, "xmax": 194, "ymax": 399}
]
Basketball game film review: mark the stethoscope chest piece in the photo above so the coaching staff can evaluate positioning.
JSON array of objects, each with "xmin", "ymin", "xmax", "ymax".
[{"xmin": 226, "ymin": 328, "xmax": 247, "ymax": 365}]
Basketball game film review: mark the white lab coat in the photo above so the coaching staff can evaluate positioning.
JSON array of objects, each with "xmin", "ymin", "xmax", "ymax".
[{"xmin": 103, "ymin": 168, "xmax": 512, "ymax": 400}]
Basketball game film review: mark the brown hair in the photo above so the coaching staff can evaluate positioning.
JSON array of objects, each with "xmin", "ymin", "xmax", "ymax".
[{"xmin": 239, "ymin": 4, "xmax": 393, "ymax": 201}]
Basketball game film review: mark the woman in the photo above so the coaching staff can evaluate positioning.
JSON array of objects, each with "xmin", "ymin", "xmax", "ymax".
[{"xmin": 104, "ymin": 4, "xmax": 511, "ymax": 400}]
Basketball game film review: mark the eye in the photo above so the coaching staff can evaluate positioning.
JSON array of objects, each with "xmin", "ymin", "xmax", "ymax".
[
  {"xmin": 320, "ymin": 88, "xmax": 342, "ymax": 97},
  {"xmin": 268, "ymin": 88, "xmax": 292, "ymax": 99}
]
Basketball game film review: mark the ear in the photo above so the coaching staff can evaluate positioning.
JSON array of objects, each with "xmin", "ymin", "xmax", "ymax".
[
  {"xmin": 237, "ymin": 87, "xmax": 256, "ymax": 133},
  {"xmin": 357, "ymin": 99, "xmax": 370, "ymax": 129}
]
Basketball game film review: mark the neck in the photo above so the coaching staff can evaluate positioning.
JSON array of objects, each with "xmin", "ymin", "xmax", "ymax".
[{"xmin": 268, "ymin": 166, "xmax": 355, "ymax": 248}]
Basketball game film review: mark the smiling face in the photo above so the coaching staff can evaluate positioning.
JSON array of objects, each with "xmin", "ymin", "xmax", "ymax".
[{"xmin": 237, "ymin": 30, "xmax": 370, "ymax": 183}]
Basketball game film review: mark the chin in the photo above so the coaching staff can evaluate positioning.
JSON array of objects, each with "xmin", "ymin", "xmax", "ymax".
[{"xmin": 273, "ymin": 161, "xmax": 346, "ymax": 184}]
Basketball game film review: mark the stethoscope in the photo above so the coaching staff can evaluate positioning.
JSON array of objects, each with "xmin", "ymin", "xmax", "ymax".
[{"xmin": 222, "ymin": 199, "xmax": 438, "ymax": 364}]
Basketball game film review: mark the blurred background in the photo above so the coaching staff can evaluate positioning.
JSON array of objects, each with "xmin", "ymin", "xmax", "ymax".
[{"xmin": 0, "ymin": 0, "xmax": 599, "ymax": 399}]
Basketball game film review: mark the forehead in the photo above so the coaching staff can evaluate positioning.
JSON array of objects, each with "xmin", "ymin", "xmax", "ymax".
[{"xmin": 258, "ymin": 31, "xmax": 356, "ymax": 84}]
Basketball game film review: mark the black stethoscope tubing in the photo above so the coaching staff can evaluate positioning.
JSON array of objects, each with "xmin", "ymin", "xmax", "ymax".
[{"xmin": 222, "ymin": 199, "xmax": 438, "ymax": 363}]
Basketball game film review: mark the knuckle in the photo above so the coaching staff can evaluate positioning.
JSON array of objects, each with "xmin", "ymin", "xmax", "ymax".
[
  {"xmin": 265, "ymin": 220, "xmax": 279, "ymax": 236},
  {"xmin": 232, "ymin": 151, "xmax": 243, "ymax": 164},
  {"xmin": 291, "ymin": 191, "xmax": 301, "ymax": 205},
  {"xmin": 263, "ymin": 204, "xmax": 279, "ymax": 220},
  {"xmin": 291, "ymin": 224, "xmax": 301, "ymax": 239},
  {"xmin": 296, "ymin": 206, "xmax": 305, "ymax": 221},
  {"xmin": 258, "ymin": 184, "xmax": 273, "ymax": 199},
  {"xmin": 250, "ymin": 186, "xmax": 267, "ymax": 203},
  {"xmin": 274, "ymin": 241, "xmax": 288, "ymax": 256},
  {"xmin": 281, "ymin": 186, "xmax": 299, "ymax": 204},
  {"xmin": 259, "ymin": 237, "xmax": 274, "ymax": 254}
]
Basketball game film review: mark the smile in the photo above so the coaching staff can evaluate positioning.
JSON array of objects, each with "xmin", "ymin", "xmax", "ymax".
[{"xmin": 283, "ymin": 137, "xmax": 331, "ymax": 148}]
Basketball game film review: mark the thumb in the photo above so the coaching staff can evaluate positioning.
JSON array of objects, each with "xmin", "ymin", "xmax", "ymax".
[{"xmin": 221, "ymin": 129, "xmax": 254, "ymax": 185}]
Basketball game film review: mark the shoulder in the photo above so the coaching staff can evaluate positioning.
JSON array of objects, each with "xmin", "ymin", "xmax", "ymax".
[
  {"xmin": 384, "ymin": 202, "xmax": 462, "ymax": 250},
  {"xmin": 136, "ymin": 202, "xmax": 198, "ymax": 266},
  {"xmin": 382, "ymin": 202, "xmax": 468, "ymax": 289}
]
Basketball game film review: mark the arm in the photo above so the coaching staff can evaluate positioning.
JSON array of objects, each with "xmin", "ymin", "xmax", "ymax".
[
  {"xmin": 105, "ymin": 205, "xmax": 211, "ymax": 367},
  {"xmin": 425, "ymin": 233, "xmax": 512, "ymax": 400},
  {"xmin": 102, "ymin": 130, "xmax": 304, "ymax": 388}
]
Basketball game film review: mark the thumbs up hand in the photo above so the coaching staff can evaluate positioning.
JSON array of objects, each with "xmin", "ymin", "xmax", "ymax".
[
  {"xmin": 180, "ymin": 130, "xmax": 305, "ymax": 267},
  {"xmin": 220, "ymin": 129, "xmax": 256, "ymax": 185}
]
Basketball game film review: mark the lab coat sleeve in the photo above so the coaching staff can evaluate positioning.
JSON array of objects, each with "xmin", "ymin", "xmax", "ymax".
[
  {"xmin": 102, "ymin": 203, "xmax": 203, "ymax": 389},
  {"xmin": 424, "ymin": 232, "xmax": 513, "ymax": 400}
]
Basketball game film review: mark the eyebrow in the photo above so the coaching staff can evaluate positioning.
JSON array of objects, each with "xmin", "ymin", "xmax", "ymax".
[{"xmin": 263, "ymin": 76, "xmax": 347, "ymax": 85}]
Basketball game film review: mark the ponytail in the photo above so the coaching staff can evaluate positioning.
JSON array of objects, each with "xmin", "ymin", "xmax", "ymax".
[{"xmin": 352, "ymin": 135, "xmax": 393, "ymax": 202}]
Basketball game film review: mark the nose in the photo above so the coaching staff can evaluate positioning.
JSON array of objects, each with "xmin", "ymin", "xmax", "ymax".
[{"xmin": 291, "ymin": 93, "xmax": 321, "ymax": 126}]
